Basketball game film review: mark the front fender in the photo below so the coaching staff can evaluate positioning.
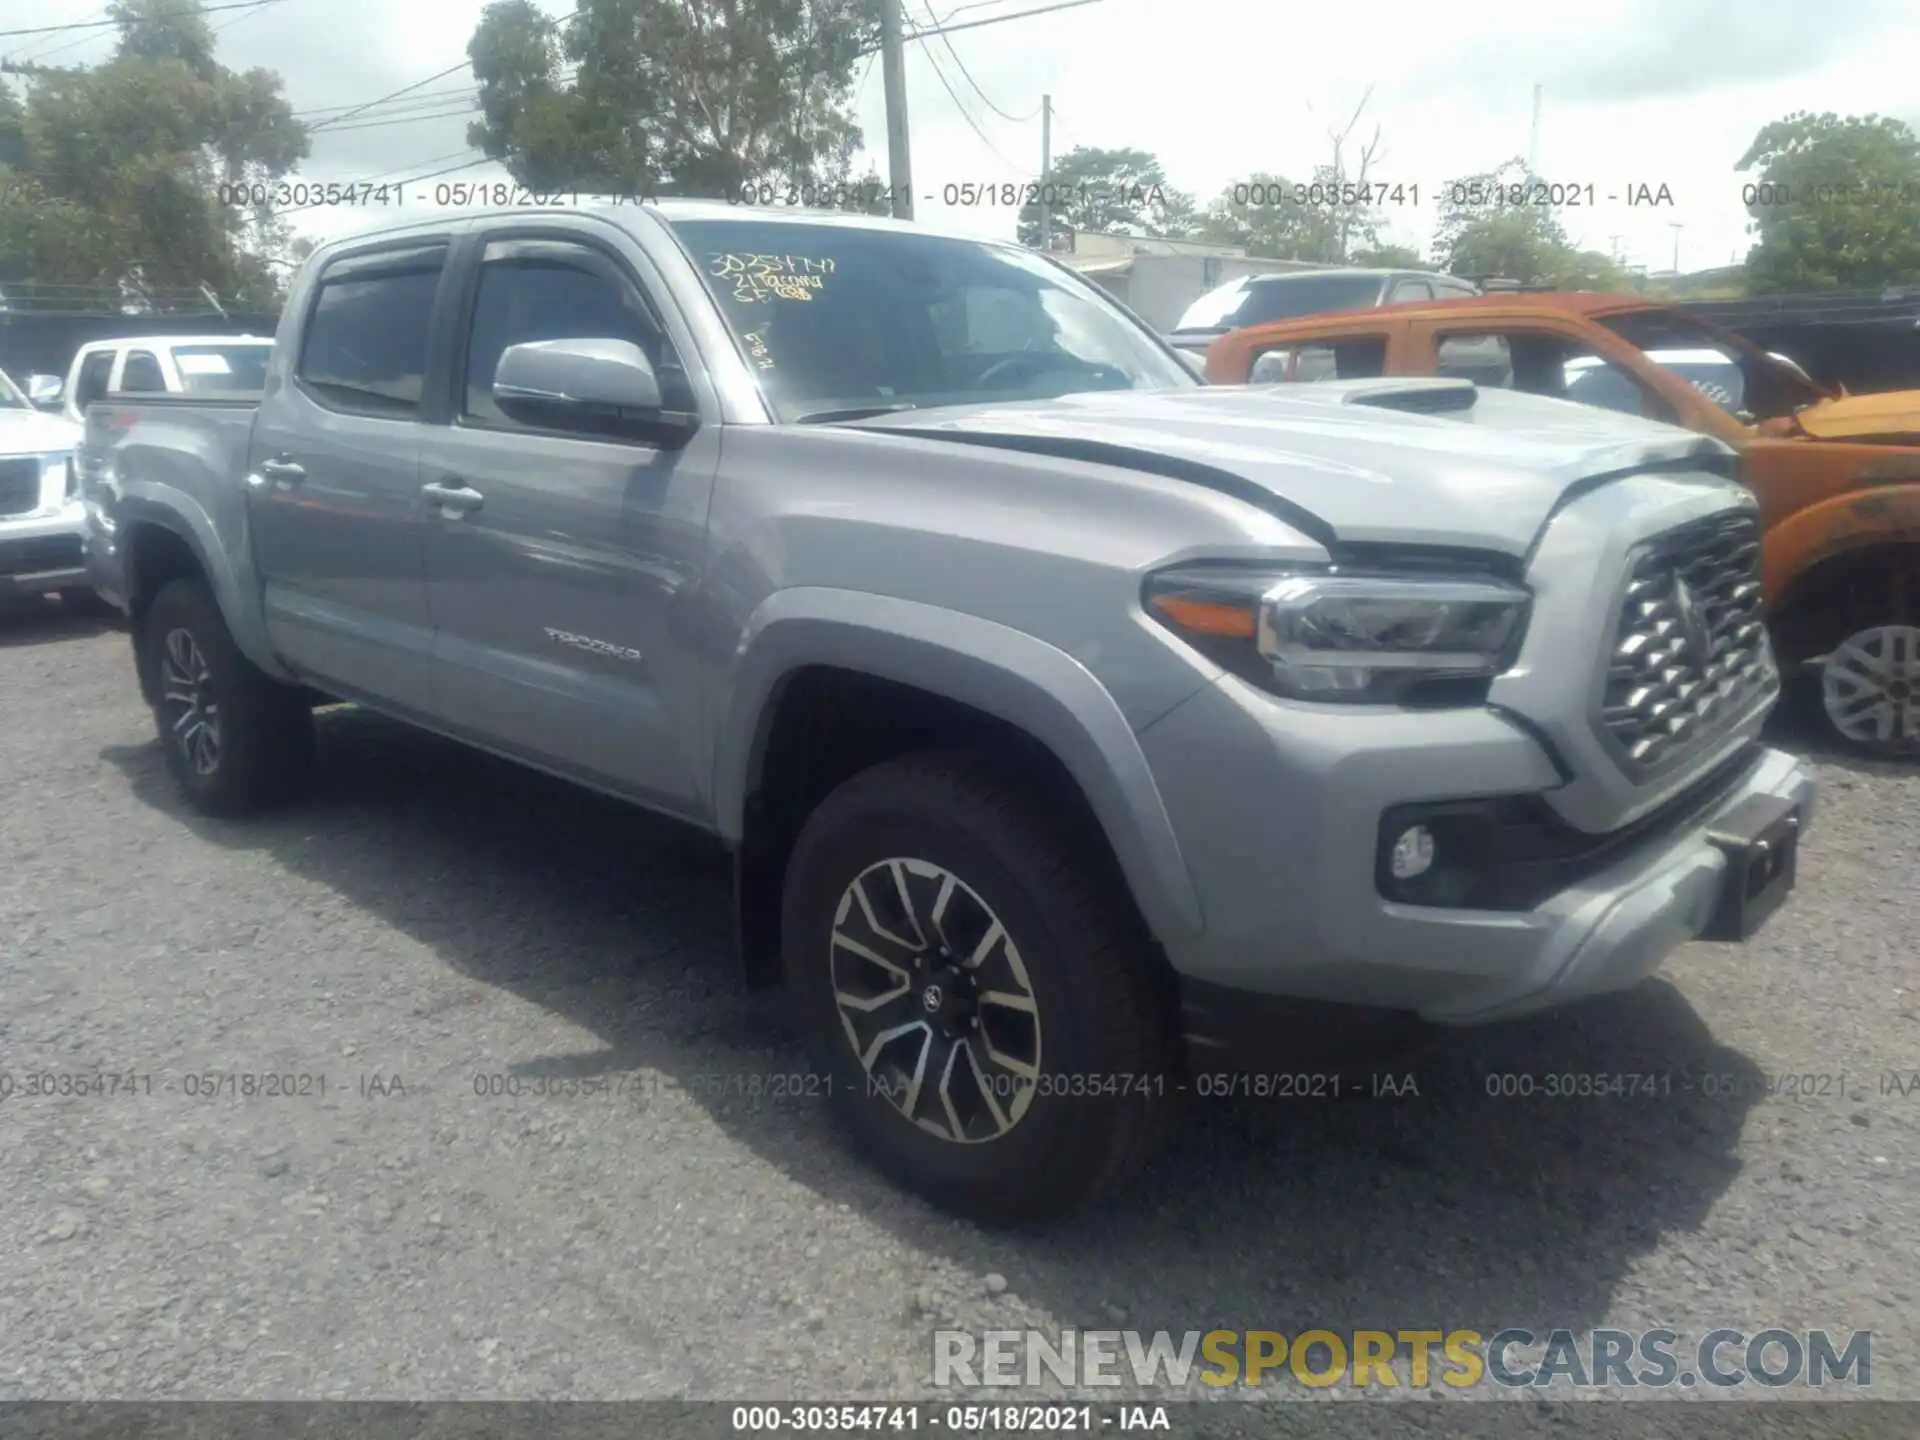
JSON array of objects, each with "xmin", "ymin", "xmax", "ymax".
[
  {"xmin": 711, "ymin": 587, "xmax": 1205, "ymax": 943},
  {"xmin": 1765, "ymin": 479, "xmax": 1920, "ymax": 602}
]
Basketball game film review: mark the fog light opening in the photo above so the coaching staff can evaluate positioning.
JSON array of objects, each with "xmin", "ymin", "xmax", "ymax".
[{"xmin": 1390, "ymin": 824, "xmax": 1436, "ymax": 881}]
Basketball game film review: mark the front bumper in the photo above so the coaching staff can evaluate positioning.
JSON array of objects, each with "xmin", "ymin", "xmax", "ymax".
[
  {"xmin": 0, "ymin": 500, "xmax": 88, "ymax": 596},
  {"xmin": 1139, "ymin": 676, "xmax": 1816, "ymax": 1035}
]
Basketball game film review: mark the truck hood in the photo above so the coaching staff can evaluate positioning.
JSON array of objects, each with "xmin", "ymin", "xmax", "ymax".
[
  {"xmin": 1789, "ymin": 390, "xmax": 1920, "ymax": 443},
  {"xmin": 852, "ymin": 380, "xmax": 1734, "ymax": 556},
  {"xmin": 0, "ymin": 408, "xmax": 82, "ymax": 457}
]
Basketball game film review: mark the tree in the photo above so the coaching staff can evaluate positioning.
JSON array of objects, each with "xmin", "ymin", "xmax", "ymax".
[
  {"xmin": 0, "ymin": 0, "xmax": 306, "ymax": 312},
  {"xmin": 1015, "ymin": 146, "xmax": 1191, "ymax": 249},
  {"xmin": 1736, "ymin": 111, "xmax": 1920, "ymax": 292},
  {"xmin": 1430, "ymin": 157, "xmax": 1628, "ymax": 289},
  {"xmin": 467, "ymin": 0, "xmax": 878, "ymax": 199},
  {"xmin": 1352, "ymin": 241, "xmax": 1423, "ymax": 267},
  {"xmin": 1194, "ymin": 172, "xmax": 1344, "ymax": 262},
  {"xmin": 1193, "ymin": 88, "xmax": 1404, "ymax": 264}
]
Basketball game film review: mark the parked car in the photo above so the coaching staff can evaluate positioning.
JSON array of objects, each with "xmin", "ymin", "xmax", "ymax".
[
  {"xmin": 1207, "ymin": 293, "xmax": 1920, "ymax": 756},
  {"xmin": 81, "ymin": 205, "xmax": 1814, "ymax": 1222},
  {"xmin": 27, "ymin": 334, "xmax": 273, "ymax": 426},
  {"xmin": 1166, "ymin": 267, "xmax": 1480, "ymax": 355},
  {"xmin": 0, "ymin": 366, "xmax": 88, "ymax": 603}
]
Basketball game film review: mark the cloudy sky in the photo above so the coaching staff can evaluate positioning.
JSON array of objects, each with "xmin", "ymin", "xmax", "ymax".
[{"xmin": 11, "ymin": 0, "xmax": 1920, "ymax": 271}]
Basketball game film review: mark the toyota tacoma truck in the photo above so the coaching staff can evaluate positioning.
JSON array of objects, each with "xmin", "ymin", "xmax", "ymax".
[
  {"xmin": 1207, "ymin": 293, "xmax": 1920, "ymax": 756},
  {"xmin": 79, "ymin": 203, "xmax": 1816, "ymax": 1224}
]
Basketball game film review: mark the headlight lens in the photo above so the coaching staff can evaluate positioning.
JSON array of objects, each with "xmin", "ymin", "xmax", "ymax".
[{"xmin": 1145, "ymin": 565, "xmax": 1530, "ymax": 704}]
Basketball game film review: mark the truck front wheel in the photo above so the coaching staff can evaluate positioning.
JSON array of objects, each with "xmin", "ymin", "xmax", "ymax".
[
  {"xmin": 139, "ymin": 578, "xmax": 315, "ymax": 816},
  {"xmin": 781, "ymin": 749, "xmax": 1177, "ymax": 1225}
]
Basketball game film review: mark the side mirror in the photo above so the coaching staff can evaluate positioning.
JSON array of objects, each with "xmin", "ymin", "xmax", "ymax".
[
  {"xmin": 1249, "ymin": 350, "xmax": 1292, "ymax": 384},
  {"xmin": 25, "ymin": 374, "xmax": 64, "ymax": 409},
  {"xmin": 492, "ymin": 338, "xmax": 690, "ymax": 435}
]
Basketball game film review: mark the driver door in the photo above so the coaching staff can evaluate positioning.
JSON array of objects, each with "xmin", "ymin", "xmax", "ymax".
[{"xmin": 418, "ymin": 225, "xmax": 719, "ymax": 814}]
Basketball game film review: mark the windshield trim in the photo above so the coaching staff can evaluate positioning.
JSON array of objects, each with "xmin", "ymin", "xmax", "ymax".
[
  {"xmin": 662, "ymin": 216, "xmax": 1201, "ymax": 424},
  {"xmin": 0, "ymin": 368, "xmax": 27, "ymax": 409}
]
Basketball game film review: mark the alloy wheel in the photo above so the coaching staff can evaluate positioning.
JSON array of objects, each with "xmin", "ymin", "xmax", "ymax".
[
  {"xmin": 1821, "ymin": 624, "xmax": 1920, "ymax": 750},
  {"xmin": 158, "ymin": 627, "xmax": 222, "ymax": 775},
  {"xmin": 829, "ymin": 858, "xmax": 1042, "ymax": 1144}
]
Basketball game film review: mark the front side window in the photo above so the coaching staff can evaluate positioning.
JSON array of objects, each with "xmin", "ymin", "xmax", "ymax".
[
  {"xmin": 668, "ymin": 217, "xmax": 1192, "ymax": 421},
  {"xmin": 296, "ymin": 245, "xmax": 446, "ymax": 414},
  {"xmin": 1439, "ymin": 327, "xmax": 1671, "ymax": 419},
  {"xmin": 462, "ymin": 238, "xmax": 693, "ymax": 432}
]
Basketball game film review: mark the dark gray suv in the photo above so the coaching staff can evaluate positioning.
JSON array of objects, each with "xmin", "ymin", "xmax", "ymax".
[{"xmin": 1168, "ymin": 267, "xmax": 1481, "ymax": 354}]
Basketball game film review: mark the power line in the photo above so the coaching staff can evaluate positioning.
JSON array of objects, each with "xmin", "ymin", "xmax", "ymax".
[
  {"xmin": 913, "ymin": 2, "xmax": 1040, "ymax": 122},
  {"xmin": 0, "ymin": 0, "xmax": 278, "ymax": 38},
  {"xmin": 909, "ymin": 0, "xmax": 1104, "ymax": 42},
  {"xmin": 920, "ymin": 43, "xmax": 1026, "ymax": 173},
  {"xmin": 307, "ymin": 101, "xmax": 478, "ymax": 135},
  {"xmin": 300, "ymin": 5, "xmax": 586, "ymax": 137},
  {"xmin": 304, "ymin": 60, "xmax": 475, "ymax": 134}
]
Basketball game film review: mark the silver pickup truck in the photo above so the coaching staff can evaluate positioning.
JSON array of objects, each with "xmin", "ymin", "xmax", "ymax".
[{"xmin": 80, "ymin": 201, "xmax": 1816, "ymax": 1224}]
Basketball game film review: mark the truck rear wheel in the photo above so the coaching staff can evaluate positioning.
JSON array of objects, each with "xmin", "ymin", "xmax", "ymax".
[
  {"xmin": 139, "ymin": 578, "xmax": 315, "ymax": 816},
  {"xmin": 781, "ymin": 749, "xmax": 1176, "ymax": 1225}
]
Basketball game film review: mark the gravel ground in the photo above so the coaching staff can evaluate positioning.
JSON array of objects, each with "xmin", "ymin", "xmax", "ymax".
[{"xmin": 2, "ymin": 595, "xmax": 1916, "ymax": 1431}]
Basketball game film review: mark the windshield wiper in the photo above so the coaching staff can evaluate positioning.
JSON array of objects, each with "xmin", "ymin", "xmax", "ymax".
[{"xmin": 793, "ymin": 402, "xmax": 918, "ymax": 424}]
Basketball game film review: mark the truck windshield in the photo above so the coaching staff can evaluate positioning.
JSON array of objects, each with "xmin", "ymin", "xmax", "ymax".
[
  {"xmin": 666, "ymin": 217, "xmax": 1195, "ymax": 422},
  {"xmin": 171, "ymin": 344, "xmax": 273, "ymax": 394}
]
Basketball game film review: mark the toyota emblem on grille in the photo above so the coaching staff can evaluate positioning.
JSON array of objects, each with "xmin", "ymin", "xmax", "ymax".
[{"xmin": 1673, "ymin": 575, "xmax": 1709, "ymax": 661}]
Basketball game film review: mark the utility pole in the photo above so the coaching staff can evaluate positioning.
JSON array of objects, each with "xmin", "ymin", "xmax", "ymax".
[
  {"xmin": 1527, "ymin": 84, "xmax": 1543, "ymax": 175},
  {"xmin": 1036, "ymin": 94, "xmax": 1052, "ymax": 251},
  {"xmin": 1668, "ymin": 221, "xmax": 1684, "ymax": 275},
  {"xmin": 1607, "ymin": 234, "xmax": 1622, "ymax": 264},
  {"xmin": 880, "ymin": 0, "xmax": 914, "ymax": 220}
]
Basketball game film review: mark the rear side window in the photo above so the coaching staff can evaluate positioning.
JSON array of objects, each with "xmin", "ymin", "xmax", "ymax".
[
  {"xmin": 297, "ymin": 244, "xmax": 447, "ymax": 415},
  {"xmin": 1266, "ymin": 337, "xmax": 1387, "ymax": 381},
  {"xmin": 73, "ymin": 352, "xmax": 115, "ymax": 409},
  {"xmin": 120, "ymin": 351, "xmax": 165, "ymax": 392}
]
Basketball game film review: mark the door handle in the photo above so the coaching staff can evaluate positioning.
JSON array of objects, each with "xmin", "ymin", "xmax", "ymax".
[
  {"xmin": 421, "ymin": 480, "xmax": 485, "ymax": 515},
  {"xmin": 258, "ymin": 457, "xmax": 305, "ymax": 489}
]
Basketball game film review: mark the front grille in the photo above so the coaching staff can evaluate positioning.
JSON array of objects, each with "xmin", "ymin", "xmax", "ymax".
[
  {"xmin": 0, "ymin": 457, "xmax": 42, "ymax": 516},
  {"xmin": 1600, "ymin": 511, "xmax": 1773, "ymax": 774}
]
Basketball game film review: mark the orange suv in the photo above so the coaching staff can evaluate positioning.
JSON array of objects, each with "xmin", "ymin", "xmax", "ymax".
[{"xmin": 1208, "ymin": 294, "xmax": 1920, "ymax": 756}]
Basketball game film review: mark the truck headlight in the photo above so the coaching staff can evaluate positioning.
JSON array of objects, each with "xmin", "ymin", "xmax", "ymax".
[{"xmin": 1144, "ymin": 566, "xmax": 1530, "ymax": 704}]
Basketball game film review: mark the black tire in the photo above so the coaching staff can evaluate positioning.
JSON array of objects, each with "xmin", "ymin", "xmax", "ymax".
[
  {"xmin": 138, "ymin": 577, "xmax": 315, "ymax": 816},
  {"xmin": 781, "ymin": 749, "xmax": 1177, "ymax": 1226}
]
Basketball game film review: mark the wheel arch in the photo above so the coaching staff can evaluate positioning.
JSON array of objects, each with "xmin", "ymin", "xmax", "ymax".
[
  {"xmin": 115, "ymin": 496, "xmax": 287, "ymax": 684},
  {"xmin": 713, "ymin": 589, "xmax": 1205, "ymax": 987}
]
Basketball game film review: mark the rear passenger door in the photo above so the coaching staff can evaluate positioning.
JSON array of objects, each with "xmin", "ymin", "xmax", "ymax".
[
  {"xmin": 416, "ymin": 223, "xmax": 719, "ymax": 814},
  {"xmin": 247, "ymin": 235, "xmax": 460, "ymax": 715}
]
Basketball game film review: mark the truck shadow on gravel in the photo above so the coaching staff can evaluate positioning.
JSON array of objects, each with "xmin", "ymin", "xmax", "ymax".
[
  {"xmin": 105, "ymin": 704, "xmax": 1773, "ymax": 1341},
  {"xmin": 0, "ymin": 593, "xmax": 123, "ymax": 648}
]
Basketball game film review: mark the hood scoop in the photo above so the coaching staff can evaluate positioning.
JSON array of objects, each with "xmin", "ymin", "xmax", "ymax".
[{"xmin": 1339, "ymin": 377, "xmax": 1479, "ymax": 415}]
